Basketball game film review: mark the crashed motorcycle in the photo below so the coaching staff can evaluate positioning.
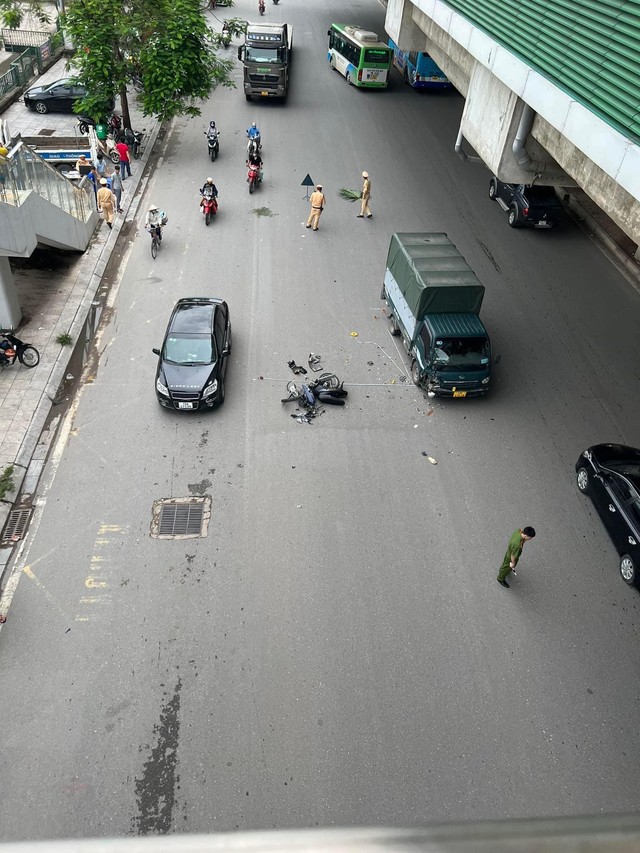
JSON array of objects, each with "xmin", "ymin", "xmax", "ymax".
[
  {"xmin": 200, "ymin": 189, "xmax": 219, "ymax": 226},
  {"xmin": 0, "ymin": 332, "xmax": 40, "ymax": 369},
  {"xmin": 247, "ymin": 162, "xmax": 262, "ymax": 194},
  {"xmin": 281, "ymin": 374, "xmax": 348, "ymax": 407}
]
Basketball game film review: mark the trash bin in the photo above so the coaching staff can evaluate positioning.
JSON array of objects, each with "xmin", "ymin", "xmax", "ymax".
[{"xmin": 96, "ymin": 123, "xmax": 108, "ymax": 141}]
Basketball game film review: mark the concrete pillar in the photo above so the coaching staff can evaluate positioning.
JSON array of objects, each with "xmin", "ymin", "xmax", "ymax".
[{"xmin": 0, "ymin": 257, "xmax": 22, "ymax": 330}]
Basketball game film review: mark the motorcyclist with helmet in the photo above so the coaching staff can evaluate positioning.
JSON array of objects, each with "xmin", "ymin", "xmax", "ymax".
[
  {"xmin": 199, "ymin": 176, "xmax": 219, "ymax": 208},
  {"xmin": 246, "ymin": 122, "xmax": 261, "ymax": 150}
]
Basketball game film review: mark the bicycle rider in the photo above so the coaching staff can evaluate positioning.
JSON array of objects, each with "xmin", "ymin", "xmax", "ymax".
[{"xmin": 145, "ymin": 204, "xmax": 164, "ymax": 242}]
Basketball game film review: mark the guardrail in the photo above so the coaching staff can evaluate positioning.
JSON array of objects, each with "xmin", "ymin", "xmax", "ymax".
[{"xmin": 0, "ymin": 31, "xmax": 64, "ymax": 101}]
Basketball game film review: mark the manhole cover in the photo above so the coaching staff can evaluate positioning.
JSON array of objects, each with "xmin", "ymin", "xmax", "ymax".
[
  {"xmin": 38, "ymin": 128, "xmax": 56, "ymax": 136},
  {"xmin": 1, "ymin": 508, "xmax": 32, "ymax": 544},
  {"xmin": 150, "ymin": 496, "xmax": 211, "ymax": 539}
]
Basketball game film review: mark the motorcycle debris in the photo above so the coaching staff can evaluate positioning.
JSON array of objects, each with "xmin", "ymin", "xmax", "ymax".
[
  {"xmin": 287, "ymin": 360, "xmax": 307, "ymax": 375},
  {"xmin": 308, "ymin": 353, "xmax": 323, "ymax": 372}
]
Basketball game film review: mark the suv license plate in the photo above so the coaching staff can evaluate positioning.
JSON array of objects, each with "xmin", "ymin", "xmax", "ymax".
[
  {"xmin": 178, "ymin": 402, "xmax": 195, "ymax": 409},
  {"xmin": 453, "ymin": 390, "xmax": 467, "ymax": 398},
  {"xmin": 261, "ymin": 91, "xmax": 269, "ymax": 96}
]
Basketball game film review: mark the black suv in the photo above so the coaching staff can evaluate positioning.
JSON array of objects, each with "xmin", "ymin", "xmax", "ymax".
[
  {"xmin": 153, "ymin": 298, "xmax": 231, "ymax": 410},
  {"xmin": 488, "ymin": 178, "xmax": 564, "ymax": 228}
]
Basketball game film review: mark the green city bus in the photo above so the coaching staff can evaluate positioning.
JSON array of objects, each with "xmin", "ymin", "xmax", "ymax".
[{"xmin": 327, "ymin": 24, "xmax": 391, "ymax": 88}]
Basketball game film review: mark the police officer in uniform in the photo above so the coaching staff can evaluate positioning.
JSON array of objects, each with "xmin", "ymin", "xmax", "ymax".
[{"xmin": 306, "ymin": 184, "xmax": 326, "ymax": 231}]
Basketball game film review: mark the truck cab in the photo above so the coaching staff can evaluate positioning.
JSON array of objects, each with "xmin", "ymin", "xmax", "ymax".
[{"xmin": 412, "ymin": 313, "xmax": 491, "ymax": 397}]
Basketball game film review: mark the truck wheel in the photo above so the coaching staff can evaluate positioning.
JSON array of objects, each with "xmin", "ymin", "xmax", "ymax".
[
  {"xmin": 508, "ymin": 206, "xmax": 521, "ymax": 228},
  {"xmin": 411, "ymin": 360, "xmax": 421, "ymax": 386},
  {"xmin": 388, "ymin": 314, "xmax": 400, "ymax": 336}
]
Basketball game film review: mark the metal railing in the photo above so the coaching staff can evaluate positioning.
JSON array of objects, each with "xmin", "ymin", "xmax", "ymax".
[
  {"xmin": 0, "ymin": 31, "xmax": 64, "ymax": 100},
  {"xmin": 0, "ymin": 140, "xmax": 94, "ymax": 222}
]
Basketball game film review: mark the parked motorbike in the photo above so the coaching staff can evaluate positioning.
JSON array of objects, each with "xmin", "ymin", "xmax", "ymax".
[
  {"xmin": 124, "ymin": 126, "xmax": 145, "ymax": 159},
  {"xmin": 0, "ymin": 332, "xmax": 40, "ymax": 369},
  {"xmin": 77, "ymin": 113, "xmax": 121, "ymax": 137},
  {"xmin": 205, "ymin": 129, "xmax": 220, "ymax": 161},
  {"xmin": 247, "ymin": 161, "xmax": 262, "ymax": 194},
  {"xmin": 258, "ymin": 0, "xmax": 265, "ymax": 14},
  {"xmin": 200, "ymin": 190, "xmax": 219, "ymax": 226}
]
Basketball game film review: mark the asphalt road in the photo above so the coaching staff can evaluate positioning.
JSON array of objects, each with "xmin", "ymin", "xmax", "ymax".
[{"xmin": 1, "ymin": 0, "xmax": 640, "ymax": 841}]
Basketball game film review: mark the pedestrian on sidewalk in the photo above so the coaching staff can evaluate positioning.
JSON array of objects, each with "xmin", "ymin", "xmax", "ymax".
[
  {"xmin": 97, "ymin": 178, "xmax": 115, "ymax": 228},
  {"xmin": 305, "ymin": 184, "xmax": 325, "ymax": 231},
  {"xmin": 497, "ymin": 526, "xmax": 536, "ymax": 588},
  {"xmin": 95, "ymin": 151, "xmax": 108, "ymax": 178},
  {"xmin": 357, "ymin": 170, "xmax": 372, "ymax": 218},
  {"xmin": 115, "ymin": 140, "xmax": 132, "ymax": 179},
  {"xmin": 111, "ymin": 165, "xmax": 124, "ymax": 212}
]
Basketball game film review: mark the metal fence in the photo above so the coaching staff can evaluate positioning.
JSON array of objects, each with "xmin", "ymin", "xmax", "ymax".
[{"xmin": 0, "ymin": 30, "xmax": 63, "ymax": 101}]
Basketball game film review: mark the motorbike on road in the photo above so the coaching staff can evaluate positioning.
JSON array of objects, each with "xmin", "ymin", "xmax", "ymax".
[
  {"xmin": 0, "ymin": 332, "xmax": 40, "ymax": 369},
  {"xmin": 205, "ymin": 129, "xmax": 220, "ymax": 161},
  {"xmin": 247, "ymin": 161, "xmax": 262, "ymax": 194},
  {"xmin": 200, "ymin": 190, "xmax": 219, "ymax": 226}
]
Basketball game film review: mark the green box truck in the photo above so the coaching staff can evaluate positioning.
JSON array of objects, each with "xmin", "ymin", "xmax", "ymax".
[{"xmin": 381, "ymin": 233, "xmax": 492, "ymax": 397}]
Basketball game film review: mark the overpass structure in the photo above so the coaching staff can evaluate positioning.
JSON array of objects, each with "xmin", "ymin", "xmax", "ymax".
[{"xmin": 386, "ymin": 0, "xmax": 640, "ymax": 256}]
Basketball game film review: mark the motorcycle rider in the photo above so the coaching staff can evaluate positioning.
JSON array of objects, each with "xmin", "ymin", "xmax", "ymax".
[
  {"xmin": 221, "ymin": 22, "xmax": 231, "ymax": 45},
  {"xmin": 145, "ymin": 204, "xmax": 165, "ymax": 241},
  {"xmin": 258, "ymin": 0, "xmax": 265, "ymax": 13},
  {"xmin": 199, "ymin": 176, "xmax": 219, "ymax": 210},
  {"xmin": 246, "ymin": 150, "xmax": 263, "ymax": 182},
  {"xmin": 246, "ymin": 122, "xmax": 261, "ymax": 149},
  {"xmin": 207, "ymin": 120, "xmax": 219, "ymax": 141}
]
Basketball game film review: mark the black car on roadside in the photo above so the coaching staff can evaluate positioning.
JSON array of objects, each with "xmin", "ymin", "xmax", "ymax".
[
  {"xmin": 23, "ymin": 77, "xmax": 114, "ymax": 115},
  {"xmin": 153, "ymin": 298, "xmax": 231, "ymax": 411},
  {"xmin": 488, "ymin": 177, "xmax": 564, "ymax": 228},
  {"xmin": 575, "ymin": 444, "xmax": 640, "ymax": 586}
]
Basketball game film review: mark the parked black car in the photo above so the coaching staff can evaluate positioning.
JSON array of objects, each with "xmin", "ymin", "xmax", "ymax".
[
  {"xmin": 23, "ymin": 78, "xmax": 114, "ymax": 115},
  {"xmin": 488, "ymin": 177, "xmax": 564, "ymax": 228},
  {"xmin": 153, "ymin": 298, "xmax": 231, "ymax": 410},
  {"xmin": 575, "ymin": 444, "xmax": 640, "ymax": 586}
]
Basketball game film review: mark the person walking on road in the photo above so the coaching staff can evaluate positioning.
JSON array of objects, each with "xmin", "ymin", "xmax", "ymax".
[
  {"xmin": 497, "ymin": 526, "xmax": 536, "ymax": 588},
  {"xmin": 357, "ymin": 170, "xmax": 372, "ymax": 218},
  {"xmin": 115, "ymin": 140, "xmax": 132, "ymax": 179},
  {"xmin": 96, "ymin": 178, "xmax": 115, "ymax": 228},
  {"xmin": 111, "ymin": 165, "xmax": 124, "ymax": 212},
  {"xmin": 306, "ymin": 184, "xmax": 326, "ymax": 231}
]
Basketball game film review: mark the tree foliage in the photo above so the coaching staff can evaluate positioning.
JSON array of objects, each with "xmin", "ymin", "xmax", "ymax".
[
  {"xmin": 61, "ymin": 0, "xmax": 235, "ymax": 124},
  {"xmin": 0, "ymin": 0, "xmax": 50, "ymax": 29}
]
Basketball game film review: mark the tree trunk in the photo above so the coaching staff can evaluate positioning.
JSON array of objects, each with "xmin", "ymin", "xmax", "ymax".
[{"xmin": 119, "ymin": 85, "xmax": 133, "ymax": 130}]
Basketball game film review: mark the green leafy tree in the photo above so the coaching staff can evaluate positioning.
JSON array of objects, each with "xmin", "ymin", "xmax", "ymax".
[
  {"xmin": 61, "ymin": 0, "xmax": 235, "ymax": 126},
  {"xmin": 0, "ymin": 0, "xmax": 50, "ymax": 29}
]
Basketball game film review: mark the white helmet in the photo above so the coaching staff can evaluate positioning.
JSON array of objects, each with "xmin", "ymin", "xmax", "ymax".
[
  {"xmin": 251, "ymin": 122, "xmax": 256, "ymax": 128},
  {"xmin": 206, "ymin": 177, "xmax": 214, "ymax": 183}
]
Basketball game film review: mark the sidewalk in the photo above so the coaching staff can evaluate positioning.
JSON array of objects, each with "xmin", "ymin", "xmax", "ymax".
[{"xmin": 0, "ymin": 55, "xmax": 161, "ymax": 578}]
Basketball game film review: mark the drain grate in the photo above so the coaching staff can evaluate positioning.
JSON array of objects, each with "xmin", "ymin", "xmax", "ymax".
[
  {"xmin": 1, "ymin": 508, "xmax": 32, "ymax": 544},
  {"xmin": 38, "ymin": 128, "xmax": 56, "ymax": 136},
  {"xmin": 150, "ymin": 496, "xmax": 211, "ymax": 539}
]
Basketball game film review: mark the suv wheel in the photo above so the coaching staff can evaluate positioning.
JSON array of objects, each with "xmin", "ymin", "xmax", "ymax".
[
  {"xmin": 620, "ymin": 554, "xmax": 637, "ymax": 585},
  {"xmin": 488, "ymin": 181, "xmax": 497, "ymax": 200},
  {"xmin": 508, "ymin": 206, "xmax": 521, "ymax": 228}
]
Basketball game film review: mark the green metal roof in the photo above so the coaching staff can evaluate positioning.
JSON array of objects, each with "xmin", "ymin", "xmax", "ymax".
[
  {"xmin": 427, "ymin": 313, "xmax": 488, "ymax": 337},
  {"xmin": 441, "ymin": 0, "xmax": 640, "ymax": 142}
]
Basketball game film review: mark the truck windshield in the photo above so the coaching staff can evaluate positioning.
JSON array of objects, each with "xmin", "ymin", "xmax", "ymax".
[
  {"xmin": 433, "ymin": 337, "xmax": 489, "ymax": 370},
  {"xmin": 246, "ymin": 46, "xmax": 280, "ymax": 63}
]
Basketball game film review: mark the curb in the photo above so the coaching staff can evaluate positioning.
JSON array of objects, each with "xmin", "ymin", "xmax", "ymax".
[{"xmin": 0, "ymin": 119, "xmax": 164, "ymax": 585}]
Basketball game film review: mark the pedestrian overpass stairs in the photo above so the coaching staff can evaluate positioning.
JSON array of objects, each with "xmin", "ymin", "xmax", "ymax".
[{"xmin": 0, "ymin": 137, "xmax": 98, "ymax": 257}]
